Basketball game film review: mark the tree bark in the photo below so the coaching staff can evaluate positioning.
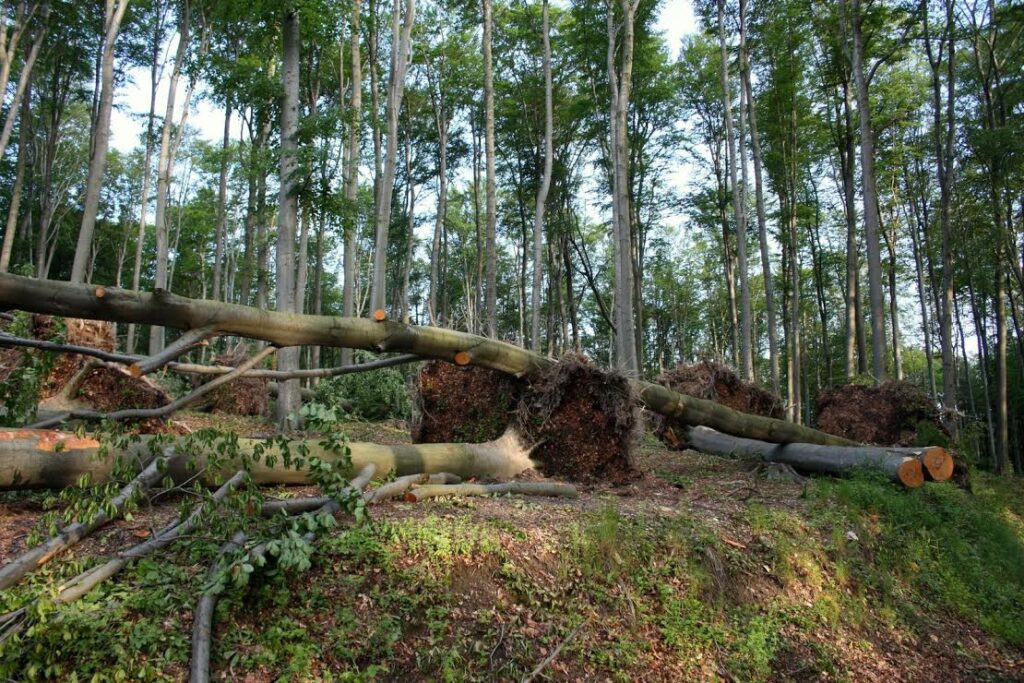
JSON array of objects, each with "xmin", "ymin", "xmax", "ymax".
[
  {"xmin": 483, "ymin": 0, "xmax": 498, "ymax": 337},
  {"xmin": 149, "ymin": 3, "xmax": 192, "ymax": 355},
  {"xmin": 369, "ymin": 0, "xmax": 416, "ymax": 316},
  {"xmin": 608, "ymin": 0, "xmax": 640, "ymax": 374},
  {"xmin": 275, "ymin": 9, "xmax": 302, "ymax": 428},
  {"xmin": 213, "ymin": 106, "xmax": 231, "ymax": 302},
  {"xmin": 71, "ymin": 0, "xmax": 130, "ymax": 283},
  {"xmin": 530, "ymin": 0, "xmax": 553, "ymax": 352},
  {"xmin": 720, "ymin": 0, "xmax": 752, "ymax": 380},
  {"xmin": 681, "ymin": 426, "xmax": 945, "ymax": 488},
  {"xmin": 342, "ymin": 0, "xmax": 362, "ymax": 366},
  {"xmin": 0, "ymin": 428, "xmax": 538, "ymax": 489},
  {"xmin": 0, "ymin": 81, "xmax": 32, "ymax": 273},
  {"xmin": 841, "ymin": 0, "xmax": 887, "ymax": 383}
]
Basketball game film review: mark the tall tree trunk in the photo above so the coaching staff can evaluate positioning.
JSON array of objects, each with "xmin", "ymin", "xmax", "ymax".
[
  {"xmin": 924, "ymin": 0, "xmax": 957, "ymax": 424},
  {"xmin": 126, "ymin": 14, "xmax": 165, "ymax": 353},
  {"xmin": 608, "ymin": 0, "xmax": 640, "ymax": 374},
  {"xmin": 276, "ymin": 9, "xmax": 301, "ymax": 428},
  {"xmin": 342, "ymin": 0, "xmax": 362, "ymax": 366},
  {"xmin": 149, "ymin": 3, "xmax": 196, "ymax": 355},
  {"xmin": 71, "ymin": 0, "xmax": 130, "ymax": 283},
  {"xmin": 995, "ymin": 267, "xmax": 1010, "ymax": 474},
  {"xmin": 428, "ymin": 55, "xmax": 448, "ymax": 327},
  {"xmin": 841, "ymin": 0, "xmax": 887, "ymax": 383},
  {"xmin": 0, "ymin": 81, "xmax": 31, "ymax": 273},
  {"xmin": 530, "ymin": 0, "xmax": 553, "ymax": 353},
  {"xmin": 483, "ymin": 0, "xmax": 498, "ymax": 337},
  {"xmin": 369, "ymin": 0, "xmax": 415, "ymax": 316},
  {"xmin": 212, "ymin": 106, "xmax": 231, "ymax": 302},
  {"xmin": 742, "ymin": 44, "xmax": 778, "ymax": 392},
  {"xmin": 720, "ymin": 0, "xmax": 752, "ymax": 380},
  {"xmin": 904, "ymin": 180, "xmax": 937, "ymax": 400}
]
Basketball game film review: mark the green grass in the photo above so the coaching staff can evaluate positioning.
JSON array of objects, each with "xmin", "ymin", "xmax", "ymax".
[{"xmin": 4, "ymin": 471, "xmax": 1024, "ymax": 681}]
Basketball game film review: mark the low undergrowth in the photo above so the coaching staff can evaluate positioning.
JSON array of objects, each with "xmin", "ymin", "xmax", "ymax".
[{"xmin": 2, "ymin": 440, "xmax": 1023, "ymax": 681}]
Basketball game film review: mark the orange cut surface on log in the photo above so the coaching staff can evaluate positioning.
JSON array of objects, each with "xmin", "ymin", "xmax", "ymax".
[
  {"xmin": 0, "ymin": 429, "xmax": 100, "ymax": 451},
  {"xmin": 898, "ymin": 458, "xmax": 925, "ymax": 488},
  {"xmin": 921, "ymin": 447, "xmax": 955, "ymax": 482}
]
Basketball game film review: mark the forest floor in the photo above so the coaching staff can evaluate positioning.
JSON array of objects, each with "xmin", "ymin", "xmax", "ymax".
[{"xmin": 2, "ymin": 414, "xmax": 1024, "ymax": 681}]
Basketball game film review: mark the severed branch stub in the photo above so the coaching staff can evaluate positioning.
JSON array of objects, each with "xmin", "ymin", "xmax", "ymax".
[{"xmin": 454, "ymin": 350, "xmax": 472, "ymax": 366}]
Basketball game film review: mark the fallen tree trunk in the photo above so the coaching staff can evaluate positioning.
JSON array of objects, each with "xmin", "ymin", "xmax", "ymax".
[
  {"xmin": 0, "ymin": 428, "xmax": 535, "ymax": 489},
  {"xmin": 0, "ymin": 274, "xmax": 855, "ymax": 447},
  {"xmin": 681, "ymin": 426, "xmax": 950, "ymax": 488}
]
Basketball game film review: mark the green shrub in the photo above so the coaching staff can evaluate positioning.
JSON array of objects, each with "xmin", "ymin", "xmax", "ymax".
[
  {"xmin": 0, "ymin": 312, "xmax": 59, "ymax": 426},
  {"xmin": 311, "ymin": 357, "xmax": 412, "ymax": 421}
]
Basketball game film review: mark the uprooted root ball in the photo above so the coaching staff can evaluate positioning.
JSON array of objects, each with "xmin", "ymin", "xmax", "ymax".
[
  {"xmin": 516, "ymin": 356, "xmax": 640, "ymax": 484},
  {"xmin": 816, "ymin": 381, "xmax": 946, "ymax": 446},
  {"xmin": 193, "ymin": 345, "xmax": 268, "ymax": 416},
  {"xmin": 653, "ymin": 361, "xmax": 783, "ymax": 449},
  {"xmin": 411, "ymin": 362, "xmax": 524, "ymax": 444}
]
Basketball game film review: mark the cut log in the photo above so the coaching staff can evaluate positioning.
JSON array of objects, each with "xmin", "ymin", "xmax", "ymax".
[
  {"xmin": 681, "ymin": 426, "xmax": 934, "ymax": 487},
  {"xmin": 0, "ymin": 428, "xmax": 535, "ymax": 490},
  {"xmin": 404, "ymin": 481, "xmax": 578, "ymax": 501},
  {"xmin": 0, "ymin": 274, "xmax": 857, "ymax": 447}
]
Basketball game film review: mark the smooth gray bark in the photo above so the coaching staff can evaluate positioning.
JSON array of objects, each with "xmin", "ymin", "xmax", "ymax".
[
  {"xmin": 530, "ymin": 0, "xmax": 553, "ymax": 352},
  {"xmin": 369, "ymin": 0, "xmax": 416, "ymax": 316},
  {"xmin": 275, "ymin": 9, "xmax": 302, "ymax": 428},
  {"xmin": 71, "ymin": 0, "xmax": 130, "ymax": 283}
]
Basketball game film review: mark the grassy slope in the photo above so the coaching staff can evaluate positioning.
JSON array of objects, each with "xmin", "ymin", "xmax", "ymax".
[{"xmin": 1, "ymin": 421, "xmax": 1023, "ymax": 682}]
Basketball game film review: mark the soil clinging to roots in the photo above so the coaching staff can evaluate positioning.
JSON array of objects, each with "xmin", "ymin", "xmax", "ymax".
[
  {"xmin": 194, "ymin": 344, "xmax": 268, "ymax": 416},
  {"xmin": 653, "ymin": 360, "xmax": 784, "ymax": 450},
  {"xmin": 411, "ymin": 356, "xmax": 640, "ymax": 484},
  {"xmin": 411, "ymin": 362, "xmax": 525, "ymax": 444},
  {"xmin": 515, "ymin": 355, "xmax": 639, "ymax": 484},
  {"xmin": 816, "ymin": 380, "xmax": 946, "ymax": 446}
]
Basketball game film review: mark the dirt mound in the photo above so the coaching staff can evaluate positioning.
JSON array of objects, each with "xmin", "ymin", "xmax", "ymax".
[
  {"xmin": 816, "ymin": 381, "xmax": 944, "ymax": 446},
  {"xmin": 194, "ymin": 343, "xmax": 268, "ymax": 416},
  {"xmin": 653, "ymin": 361, "xmax": 783, "ymax": 450},
  {"xmin": 411, "ymin": 361, "xmax": 525, "ymax": 443},
  {"xmin": 411, "ymin": 356, "xmax": 639, "ymax": 484},
  {"xmin": 34, "ymin": 316, "xmax": 117, "ymax": 398},
  {"xmin": 516, "ymin": 355, "xmax": 639, "ymax": 484}
]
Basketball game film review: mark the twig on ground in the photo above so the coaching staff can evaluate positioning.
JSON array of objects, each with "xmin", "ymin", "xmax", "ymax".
[{"xmin": 0, "ymin": 450, "xmax": 172, "ymax": 590}]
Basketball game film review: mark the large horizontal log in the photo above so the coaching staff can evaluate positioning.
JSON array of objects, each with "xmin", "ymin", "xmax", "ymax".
[
  {"xmin": 0, "ymin": 429, "xmax": 534, "ymax": 489},
  {"xmin": 0, "ymin": 274, "xmax": 856, "ymax": 447},
  {"xmin": 682, "ymin": 426, "xmax": 950, "ymax": 488}
]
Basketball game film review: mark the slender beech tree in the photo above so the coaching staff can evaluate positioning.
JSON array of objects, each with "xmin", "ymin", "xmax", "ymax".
[
  {"xmin": 150, "ymin": 1, "xmax": 193, "ymax": 355},
  {"xmin": 70, "ymin": 0, "xmax": 130, "ymax": 283},
  {"xmin": 483, "ymin": 0, "xmax": 498, "ymax": 337},
  {"xmin": 608, "ymin": 0, "xmax": 640, "ymax": 374},
  {"xmin": 276, "ymin": 7, "xmax": 301, "ymax": 428},
  {"xmin": 718, "ymin": 0, "xmax": 752, "ymax": 381},
  {"xmin": 530, "ymin": 0, "xmax": 553, "ymax": 352},
  {"xmin": 369, "ymin": 0, "xmax": 416, "ymax": 316},
  {"xmin": 838, "ymin": 0, "xmax": 887, "ymax": 383},
  {"xmin": 342, "ymin": 0, "xmax": 362, "ymax": 366}
]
